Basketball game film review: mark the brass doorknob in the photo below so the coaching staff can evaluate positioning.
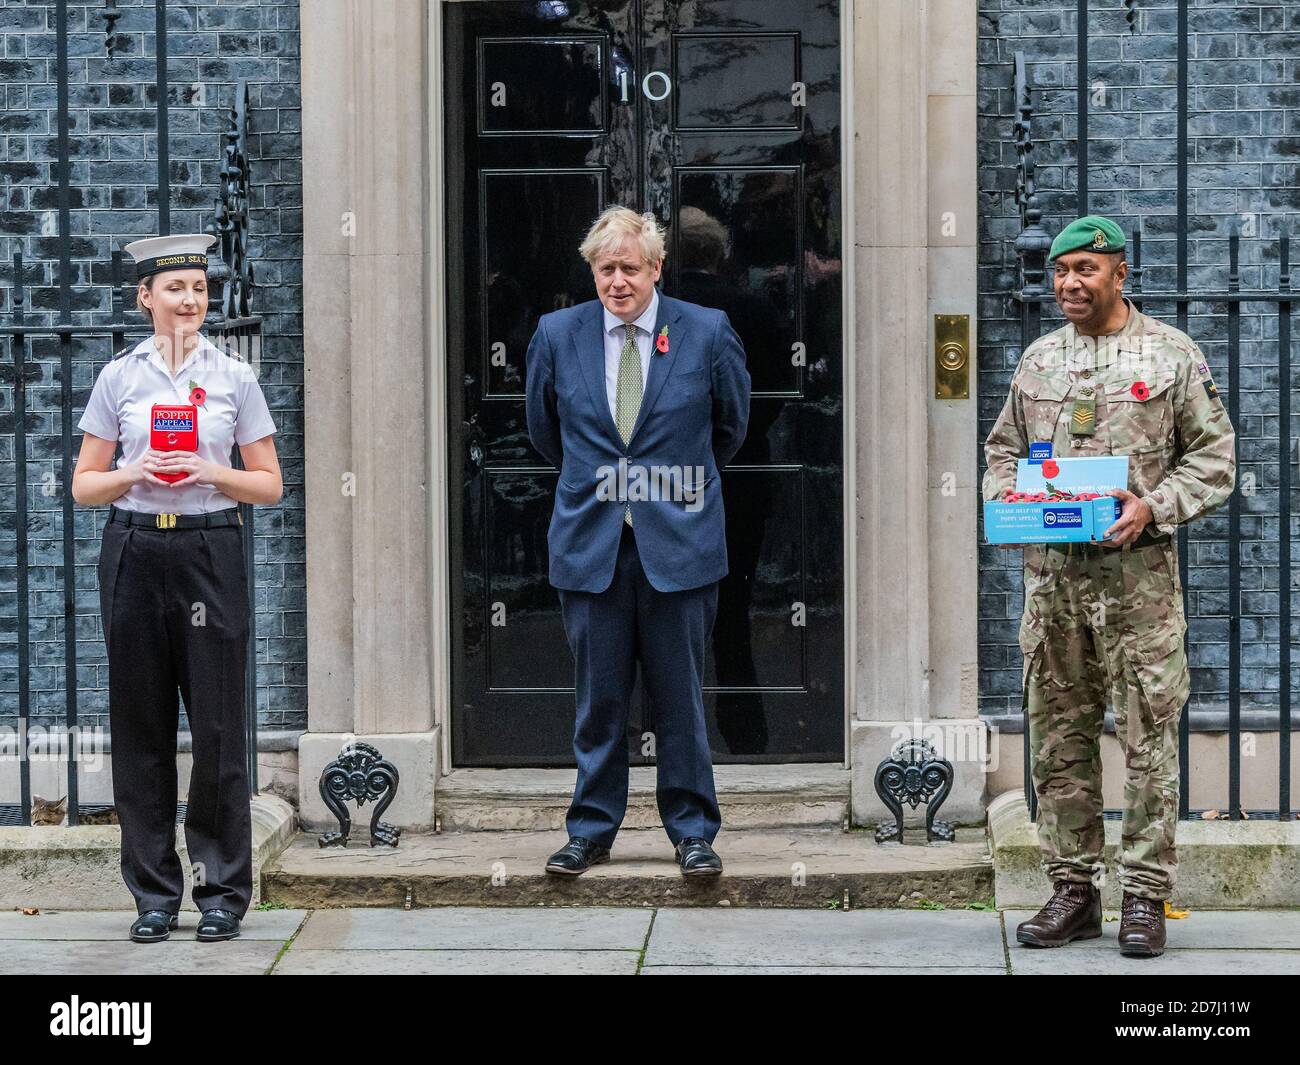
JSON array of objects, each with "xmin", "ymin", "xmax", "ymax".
[{"xmin": 939, "ymin": 341, "xmax": 967, "ymax": 372}]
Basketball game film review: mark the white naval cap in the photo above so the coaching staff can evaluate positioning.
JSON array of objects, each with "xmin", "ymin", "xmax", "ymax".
[{"xmin": 123, "ymin": 233, "xmax": 218, "ymax": 281}]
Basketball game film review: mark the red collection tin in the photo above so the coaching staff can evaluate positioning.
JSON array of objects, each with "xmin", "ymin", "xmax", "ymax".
[{"xmin": 150, "ymin": 403, "xmax": 198, "ymax": 483}]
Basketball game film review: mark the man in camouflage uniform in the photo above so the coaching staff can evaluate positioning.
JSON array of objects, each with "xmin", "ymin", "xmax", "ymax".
[{"xmin": 983, "ymin": 215, "xmax": 1236, "ymax": 957}]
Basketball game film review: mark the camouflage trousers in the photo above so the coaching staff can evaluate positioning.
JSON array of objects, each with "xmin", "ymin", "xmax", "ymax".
[{"xmin": 1019, "ymin": 539, "xmax": 1190, "ymax": 900}]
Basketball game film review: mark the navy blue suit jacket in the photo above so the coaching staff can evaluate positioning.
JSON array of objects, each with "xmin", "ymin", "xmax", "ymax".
[{"xmin": 525, "ymin": 290, "xmax": 751, "ymax": 593}]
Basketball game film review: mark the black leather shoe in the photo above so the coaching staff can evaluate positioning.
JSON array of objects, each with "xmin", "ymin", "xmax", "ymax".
[
  {"xmin": 675, "ymin": 837, "xmax": 722, "ymax": 876},
  {"xmin": 195, "ymin": 909, "xmax": 242, "ymax": 941},
  {"xmin": 129, "ymin": 910, "xmax": 179, "ymax": 943},
  {"xmin": 544, "ymin": 836, "xmax": 610, "ymax": 875}
]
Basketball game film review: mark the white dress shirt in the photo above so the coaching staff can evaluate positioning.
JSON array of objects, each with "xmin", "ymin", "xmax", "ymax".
[
  {"xmin": 77, "ymin": 332, "xmax": 278, "ymax": 514},
  {"xmin": 602, "ymin": 286, "xmax": 658, "ymax": 421}
]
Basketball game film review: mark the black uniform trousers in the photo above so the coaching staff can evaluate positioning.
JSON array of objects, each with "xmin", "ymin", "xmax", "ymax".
[{"xmin": 98, "ymin": 507, "xmax": 253, "ymax": 917}]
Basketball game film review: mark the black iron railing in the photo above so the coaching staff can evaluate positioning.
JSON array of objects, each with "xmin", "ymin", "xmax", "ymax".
[
  {"xmin": 0, "ymin": 303, "xmax": 263, "ymax": 830},
  {"xmin": 0, "ymin": 2, "xmax": 262, "ymax": 827},
  {"xmin": 1009, "ymin": 4, "xmax": 1295, "ymax": 825}
]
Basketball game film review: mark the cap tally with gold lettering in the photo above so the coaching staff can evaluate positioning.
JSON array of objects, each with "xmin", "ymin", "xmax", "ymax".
[
  {"xmin": 123, "ymin": 233, "xmax": 217, "ymax": 281},
  {"xmin": 1048, "ymin": 215, "xmax": 1126, "ymax": 261}
]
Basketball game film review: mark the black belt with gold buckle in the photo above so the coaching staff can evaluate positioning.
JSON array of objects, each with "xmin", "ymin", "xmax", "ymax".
[
  {"xmin": 1045, "ymin": 526, "xmax": 1170, "ymax": 553},
  {"xmin": 108, "ymin": 504, "xmax": 243, "ymax": 530}
]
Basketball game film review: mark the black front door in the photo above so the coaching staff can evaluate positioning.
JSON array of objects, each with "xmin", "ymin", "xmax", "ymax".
[{"xmin": 444, "ymin": 0, "xmax": 843, "ymax": 766}]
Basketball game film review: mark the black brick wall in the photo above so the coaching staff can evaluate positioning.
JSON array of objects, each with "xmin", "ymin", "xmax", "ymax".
[
  {"xmin": 0, "ymin": 1, "xmax": 305, "ymax": 735},
  {"xmin": 977, "ymin": 0, "xmax": 1299, "ymax": 719},
  {"xmin": 7, "ymin": 0, "xmax": 1292, "ymax": 743}
]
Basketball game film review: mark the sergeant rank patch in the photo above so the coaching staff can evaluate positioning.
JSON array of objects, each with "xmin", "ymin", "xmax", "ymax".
[{"xmin": 1070, "ymin": 389, "xmax": 1096, "ymax": 435}]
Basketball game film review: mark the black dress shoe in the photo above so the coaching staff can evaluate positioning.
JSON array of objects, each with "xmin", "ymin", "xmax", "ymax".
[
  {"xmin": 195, "ymin": 909, "xmax": 242, "ymax": 942},
  {"xmin": 675, "ymin": 837, "xmax": 723, "ymax": 876},
  {"xmin": 129, "ymin": 910, "xmax": 179, "ymax": 943},
  {"xmin": 544, "ymin": 836, "xmax": 611, "ymax": 875}
]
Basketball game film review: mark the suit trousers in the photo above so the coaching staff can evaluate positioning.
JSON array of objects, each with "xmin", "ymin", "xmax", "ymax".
[
  {"xmin": 98, "ymin": 514, "xmax": 253, "ymax": 917},
  {"xmin": 559, "ymin": 522, "xmax": 721, "ymax": 848}
]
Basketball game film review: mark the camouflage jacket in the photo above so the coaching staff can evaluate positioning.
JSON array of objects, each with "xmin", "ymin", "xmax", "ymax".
[{"xmin": 982, "ymin": 299, "xmax": 1236, "ymax": 536}]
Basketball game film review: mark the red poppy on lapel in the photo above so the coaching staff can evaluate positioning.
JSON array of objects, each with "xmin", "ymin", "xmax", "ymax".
[
  {"xmin": 656, "ymin": 324, "xmax": 669, "ymax": 353},
  {"xmin": 1130, "ymin": 380, "xmax": 1149, "ymax": 401}
]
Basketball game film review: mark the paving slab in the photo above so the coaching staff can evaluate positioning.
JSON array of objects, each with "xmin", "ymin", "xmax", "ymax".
[
  {"xmin": 290, "ymin": 906, "xmax": 652, "ymax": 951},
  {"xmin": 642, "ymin": 965, "xmax": 1008, "ymax": 975},
  {"xmin": 1009, "ymin": 944, "xmax": 1300, "ymax": 975},
  {"xmin": 273, "ymin": 948, "xmax": 640, "ymax": 975},
  {"xmin": 1003, "ymin": 909, "xmax": 1300, "ymax": 951},
  {"xmin": 264, "ymin": 826, "xmax": 993, "ymax": 909},
  {"xmin": 0, "ymin": 940, "xmax": 285, "ymax": 976},
  {"xmin": 0, "ymin": 908, "xmax": 308, "ymax": 942},
  {"xmin": 643, "ymin": 907, "xmax": 1005, "ymax": 969},
  {"xmin": 3, "ymin": 903, "xmax": 1298, "ymax": 975}
]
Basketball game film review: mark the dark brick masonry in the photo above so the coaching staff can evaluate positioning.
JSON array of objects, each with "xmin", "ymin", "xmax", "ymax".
[
  {"xmin": 977, "ymin": 0, "xmax": 1300, "ymax": 720},
  {"xmin": 0, "ymin": 1, "xmax": 304, "ymax": 733},
  {"xmin": 4, "ymin": 0, "xmax": 1293, "ymax": 739}
]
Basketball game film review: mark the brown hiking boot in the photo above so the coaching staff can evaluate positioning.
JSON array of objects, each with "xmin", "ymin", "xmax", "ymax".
[
  {"xmin": 1118, "ymin": 892, "xmax": 1166, "ymax": 958},
  {"xmin": 1015, "ymin": 880, "xmax": 1102, "ymax": 947}
]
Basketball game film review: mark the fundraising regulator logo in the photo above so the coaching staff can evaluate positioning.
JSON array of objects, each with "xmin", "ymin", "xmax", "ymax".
[{"xmin": 1042, "ymin": 508, "xmax": 1083, "ymax": 528}]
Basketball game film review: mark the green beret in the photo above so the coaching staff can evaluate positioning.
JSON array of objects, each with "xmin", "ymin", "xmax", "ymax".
[{"xmin": 1048, "ymin": 215, "xmax": 1126, "ymax": 260}]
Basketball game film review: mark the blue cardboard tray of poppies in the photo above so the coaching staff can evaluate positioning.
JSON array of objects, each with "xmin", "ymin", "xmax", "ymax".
[{"xmin": 983, "ymin": 454, "xmax": 1128, "ymax": 544}]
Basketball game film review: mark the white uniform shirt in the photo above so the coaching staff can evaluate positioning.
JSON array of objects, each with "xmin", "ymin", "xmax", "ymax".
[
  {"xmin": 77, "ymin": 333, "xmax": 277, "ymax": 514},
  {"xmin": 601, "ymin": 286, "xmax": 657, "ymax": 420}
]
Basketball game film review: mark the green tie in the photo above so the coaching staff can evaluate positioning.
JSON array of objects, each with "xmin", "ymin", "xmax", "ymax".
[{"xmin": 615, "ymin": 322, "xmax": 643, "ymax": 526}]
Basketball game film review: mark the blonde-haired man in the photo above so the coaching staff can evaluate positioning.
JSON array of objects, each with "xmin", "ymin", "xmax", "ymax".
[{"xmin": 526, "ymin": 206, "xmax": 751, "ymax": 875}]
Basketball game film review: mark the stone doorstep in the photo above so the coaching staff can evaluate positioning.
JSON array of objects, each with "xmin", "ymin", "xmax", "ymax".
[
  {"xmin": 0, "ymin": 794, "xmax": 297, "ymax": 912},
  {"xmin": 988, "ymin": 789, "xmax": 1300, "ymax": 910},
  {"xmin": 261, "ymin": 825, "xmax": 994, "ymax": 909},
  {"xmin": 432, "ymin": 763, "xmax": 852, "ymax": 833}
]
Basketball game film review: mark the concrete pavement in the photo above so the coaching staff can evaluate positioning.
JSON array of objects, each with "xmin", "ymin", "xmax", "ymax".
[
  {"xmin": 4, "ymin": 906, "xmax": 1300, "ymax": 974},
  {"xmin": 262, "ymin": 825, "xmax": 993, "ymax": 909}
]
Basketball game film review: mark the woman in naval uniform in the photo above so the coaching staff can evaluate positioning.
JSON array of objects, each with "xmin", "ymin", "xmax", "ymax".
[{"xmin": 71, "ymin": 233, "xmax": 282, "ymax": 943}]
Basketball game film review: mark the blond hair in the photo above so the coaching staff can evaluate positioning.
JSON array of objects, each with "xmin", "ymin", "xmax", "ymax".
[
  {"xmin": 579, "ymin": 206, "xmax": 666, "ymax": 267},
  {"xmin": 135, "ymin": 278, "xmax": 154, "ymax": 322}
]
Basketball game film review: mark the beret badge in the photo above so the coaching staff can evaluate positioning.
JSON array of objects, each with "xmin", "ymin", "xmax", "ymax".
[{"xmin": 1049, "ymin": 215, "xmax": 1127, "ymax": 260}]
